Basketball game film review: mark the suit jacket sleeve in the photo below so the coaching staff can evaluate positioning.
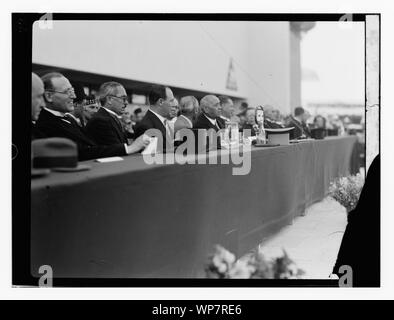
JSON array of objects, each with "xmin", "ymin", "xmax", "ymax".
[
  {"xmin": 134, "ymin": 122, "xmax": 149, "ymax": 138},
  {"xmin": 86, "ymin": 117, "xmax": 120, "ymax": 146},
  {"xmin": 37, "ymin": 121, "xmax": 127, "ymax": 161}
]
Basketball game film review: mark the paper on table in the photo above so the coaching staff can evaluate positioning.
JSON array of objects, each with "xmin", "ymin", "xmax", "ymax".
[
  {"xmin": 141, "ymin": 137, "xmax": 158, "ymax": 155},
  {"xmin": 95, "ymin": 157, "xmax": 124, "ymax": 163}
]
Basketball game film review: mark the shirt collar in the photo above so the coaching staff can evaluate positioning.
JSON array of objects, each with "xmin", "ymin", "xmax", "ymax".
[
  {"xmin": 103, "ymin": 107, "xmax": 122, "ymax": 119},
  {"xmin": 149, "ymin": 108, "xmax": 168, "ymax": 125},
  {"xmin": 220, "ymin": 115, "xmax": 230, "ymax": 122},
  {"xmin": 65, "ymin": 113, "xmax": 82, "ymax": 126},
  {"xmin": 292, "ymin": 116, "xmax": 303, "ymax": 124},
  {"xmin": 66, "ymin": 113, "xmax": 78, "ymax": 121},
  {"xmin": 180, "ymin": 114, "xmax": 193, "ymax": 128},
  {"xmin": 44, "ymin": 107, "xmax": 65, "ymax": 117},
  {"xmin": 204, "ymin": 113, "xmax": 217, "ymax": 126}
]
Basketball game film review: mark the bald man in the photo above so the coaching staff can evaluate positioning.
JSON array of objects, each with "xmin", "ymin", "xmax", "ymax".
[
  {"xmin": 31, "ymin": 73, "xmax": 46, "ymax": 139},
  {"xmin": 263, "ymin": 105, "xmax": 284, "ymax": 129},
  {"xmin": 32, "ymin": 73, "xmax": 45, "ymax": 121},
  {"xmin": 193, "ymin": 95, "xmax": 224, "ymax": 132}
]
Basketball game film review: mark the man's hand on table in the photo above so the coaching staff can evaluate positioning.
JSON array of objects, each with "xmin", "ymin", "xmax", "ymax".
[{"xmin": 126, "ymin": 134, "xmax": 151, "ymax": 154}]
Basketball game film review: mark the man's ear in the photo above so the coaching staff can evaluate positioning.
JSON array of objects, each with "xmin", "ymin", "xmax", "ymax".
[{"xmin": 44, "ymin": 91, "xmax": 52, "ymax": 103}]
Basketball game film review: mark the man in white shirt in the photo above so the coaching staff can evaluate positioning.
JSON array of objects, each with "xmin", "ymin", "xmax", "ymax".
[
  {"xmin": 134, "ymin": 85, "xmax": 176, "ymax": 152},
  {"xmin": 193, "ymin": 95, "xmax": 224, "ymax": 132}
]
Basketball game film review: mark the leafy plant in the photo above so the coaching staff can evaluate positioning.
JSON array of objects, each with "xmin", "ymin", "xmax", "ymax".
[
  {"xmin": 205, "ymin": 245, "xmax": 305, "ymax": 279},
  {"xmin": 328, "ymin": 173, "xmax": 364, "ymax": 213}
]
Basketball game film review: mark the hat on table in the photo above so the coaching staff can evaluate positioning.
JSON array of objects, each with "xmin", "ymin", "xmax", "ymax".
[
  {"xmin": 265, "ymin": 127, "xmax": 295, "ymax": 145},
  {"xmin": 32, "ymin": 138, "xmax": 91, "ymax": 172}
]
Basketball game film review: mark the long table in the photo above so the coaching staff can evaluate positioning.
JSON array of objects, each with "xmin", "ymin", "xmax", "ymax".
[{"xmin": 31, "ymin": 136, "xmax": 359, "ymax": 278}]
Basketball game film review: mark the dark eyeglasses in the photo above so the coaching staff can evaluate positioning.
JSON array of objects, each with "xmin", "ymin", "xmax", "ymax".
[
  {"xmin": 107, "ymin": 95, "xmax": 129, "ymax": 104},
  {"xmin": 46, "ymin": 87, "xmax": 75, "ymax": 96}
]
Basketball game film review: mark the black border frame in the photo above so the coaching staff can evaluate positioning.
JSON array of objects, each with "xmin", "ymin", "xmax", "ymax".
[{"xmin": 12, "ymin": 13, "xmax": 380, "ymax": 287}]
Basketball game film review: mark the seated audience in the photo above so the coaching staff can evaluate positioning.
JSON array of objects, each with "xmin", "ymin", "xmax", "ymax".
[
  {"xmin": 286, "ymin": 106, "xmax": 312, "ymax": 139},
  {"xmin": 313, "ymin": 115, "xmax": 327, "ymax": 129},
  {"xmin": 240, "ymin": 107, "xmax": 258, "ymax": 136},
  {"xmin": 237, "ymin": 101, "xmax": 249, "ymax": 127},
  {"xmin": 193, "ymin": 95, "xmax": 225, "ymax": 132},
  {"xmin": 133, "ymin": 107, "xmax": 144, "ymax": 124},
  {"xmin": 263, "ymin": 104, "xmax": 285, "ymax": 129},
  {"xmin": 174, "ymin": 96, "xmax": 199, "ymax": 134},
  {"xmin": 35, "ymin": 72, "xmax": 148, "ymax": 160},
  {"xmin": 67, "ymin": 84, "xmax": 100, "ymax": 128},
  {"xmin": 66, "ymin": 83, "xmax": 87, "ymax": 128},
  {"xmin": 120, "ymin": 109, "xmax": 135, "ymax": 139},
  {"xmin": 168, "ymin": 98, "xmax": 179, "ymax": 132},
  {"xmin": 218, "ymin": 95, "xmax": 235, "ymax": 123},
  {"xmin": 86, "ymin": 82, "xmax": 131, "ymax": 146}
]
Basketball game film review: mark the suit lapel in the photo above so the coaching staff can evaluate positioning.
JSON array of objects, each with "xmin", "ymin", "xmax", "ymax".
[
  {"xmin": 202, "ymin": 114, "xmax": 220, "ymax": 131},
  {"xmin": 147, "ymin": 110, "xmax": 167, "ymax": 139},
  {"xmin": 101, "ymin": 108, "xmax": 128, "ymax": 144}
]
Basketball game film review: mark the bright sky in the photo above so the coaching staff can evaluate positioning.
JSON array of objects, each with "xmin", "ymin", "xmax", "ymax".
[{"xmin": 301, "ymin": 21, "xmax": 365, "ymax": 105}]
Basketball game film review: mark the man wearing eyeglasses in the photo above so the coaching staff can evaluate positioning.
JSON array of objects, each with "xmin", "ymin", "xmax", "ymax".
[
  {"xmin": 36, "ymin": 72, "xmax": 149, "ymax": 161},
  {"xmin": 86, "ymin": 81, "xmax": 130, "ymax": 146}
]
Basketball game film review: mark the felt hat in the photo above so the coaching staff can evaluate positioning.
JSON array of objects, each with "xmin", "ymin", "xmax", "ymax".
[
  {"xmin": 265, "ymin": 127, "xmax": 295, "ymax": 145},
  {"xmin": 32, "ymin": 138, "xmax": 91, "ymax": 172}
]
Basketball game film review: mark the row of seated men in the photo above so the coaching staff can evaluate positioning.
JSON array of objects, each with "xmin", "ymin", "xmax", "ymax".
[{"xmin": 32, "ymin": 72, "xmax": 310, "ymax": 161}]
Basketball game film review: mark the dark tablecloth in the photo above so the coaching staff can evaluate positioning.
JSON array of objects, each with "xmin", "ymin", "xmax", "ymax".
[{"xmin": 31, "ymin": 136, "xmax": 359, "ymax": 278}]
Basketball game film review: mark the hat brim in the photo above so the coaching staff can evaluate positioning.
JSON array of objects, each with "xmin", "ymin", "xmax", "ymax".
[
  {"xmin": 31, "ymin": 168, "xmax": 51, "ymax": 178},
  {"xmin": 52, "ymin": 164, "xmax": 91, "ymax": 172},
  {"xmin": 265, "ymin": 127, "xmax": 295, "ymax": 134},
  {"xmin": 254, "ymin": 143, "xmax": 280, "ymax": 147}
]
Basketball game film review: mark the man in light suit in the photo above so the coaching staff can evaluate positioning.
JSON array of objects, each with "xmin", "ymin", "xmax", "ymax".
[{"xmin": 174, "ymin": 96, "xmax": 199, "ymax": 133}]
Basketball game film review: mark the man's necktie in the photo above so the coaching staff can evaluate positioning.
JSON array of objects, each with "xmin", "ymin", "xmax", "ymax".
[{"xmin": 163, "ymin": 119, "xmax": 174, "ymax": 142}]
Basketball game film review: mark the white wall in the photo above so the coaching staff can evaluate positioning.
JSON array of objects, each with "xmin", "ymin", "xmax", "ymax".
[{"xmin": 33, "ymin": 20, "xmax": 296, "ymax": 114}]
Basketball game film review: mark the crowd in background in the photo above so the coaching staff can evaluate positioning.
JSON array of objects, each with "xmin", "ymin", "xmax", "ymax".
[{"xmin": 31, "ymin": 71, "xmax": 364, "ymax": 162}]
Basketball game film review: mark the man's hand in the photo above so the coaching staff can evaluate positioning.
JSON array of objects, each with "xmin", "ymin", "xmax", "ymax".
[{"xmin": 126, "ymin": 134, "xmax": 151, "ymax": 154}]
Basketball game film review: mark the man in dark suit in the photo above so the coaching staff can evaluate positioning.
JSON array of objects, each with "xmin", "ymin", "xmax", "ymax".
[
  {"xmin": 86, "ymin": 81, "xmax": 130, "ymax": 145},
  {"xmin": 286, "ymin": 106, "xmax": 311, "ymax": 139},
  {"xmin": 35, "ymin": 72, "xmax": 149, "ymax": 160},
  {"xmin": 31, "ymin": 72, "xmax": 46, "ymax": 140},
  {"xmin": 263, "ymin": 104, "xmax": 285, "ymax": 129},
  {"xmin": 134, "ymin": 85, "xmax": 176, "ymax": 152},
  {"xmin": 193, "ymin": 95, "xmax": 225, "ymax": 132}
]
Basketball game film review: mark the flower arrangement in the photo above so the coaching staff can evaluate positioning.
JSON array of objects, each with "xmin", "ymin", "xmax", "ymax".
[
  {"xmin": 328, "ymin": 173, "xmax": 364, "ymax": 213},
  {"xmin": 205, "ymin": 245, "xmax": 305, "ymax": 279}
]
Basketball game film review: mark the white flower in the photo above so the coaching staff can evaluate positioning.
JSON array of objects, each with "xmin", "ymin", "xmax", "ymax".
[
  {"xmin": 228, "ymin": 260, "xmax": 255, "ymax": 279},
  {"xmin": 212, "ymin": 256, "xmax": 228, "ymax": 273}
]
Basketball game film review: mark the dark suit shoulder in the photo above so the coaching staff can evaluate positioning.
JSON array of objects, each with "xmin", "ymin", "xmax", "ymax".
[{"xmin": 134, "ymin": 110, "xmax": 165, "ymax": 137}]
